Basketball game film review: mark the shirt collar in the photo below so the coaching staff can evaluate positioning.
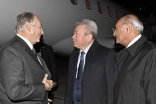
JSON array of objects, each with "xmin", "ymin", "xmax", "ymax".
[
  {"xmin": 16, "ymin": 34, "xmax": 33, "ymax": 50},
  {"xmin": 80, "ymin": 43, "xmax": 93, "ymax": 54},
  {"xmin": 127, "ymin": 34, "xmax": 141, "ymax": 48}
]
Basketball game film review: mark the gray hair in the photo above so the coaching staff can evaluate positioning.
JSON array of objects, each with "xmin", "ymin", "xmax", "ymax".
[
  {"xmin": 15, "ymin": 12, "xmax": 35, "ymax": 33},
  {"xmin": 76, "ymin": 19, "xmax": 98, "ymax": 39},
  {"xmin": 123, "ymin": 15, "xmax": 144, "ymax": 34}
]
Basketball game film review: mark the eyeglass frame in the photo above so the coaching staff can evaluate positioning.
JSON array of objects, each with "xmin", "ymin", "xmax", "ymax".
[{"xmin": 112, "ymin": 23, "xmax": 129, "ymax": 32}]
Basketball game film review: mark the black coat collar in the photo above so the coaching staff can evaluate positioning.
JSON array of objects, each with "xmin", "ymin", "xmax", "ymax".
[{"xmin": 127, "ymin": 35, "xmax": 148, "ymax": 57}]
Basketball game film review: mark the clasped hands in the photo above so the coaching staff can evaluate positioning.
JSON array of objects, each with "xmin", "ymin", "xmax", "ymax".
[{"xmin": 42, "ymin": 74, "xmax": 53, "ymax": 91}]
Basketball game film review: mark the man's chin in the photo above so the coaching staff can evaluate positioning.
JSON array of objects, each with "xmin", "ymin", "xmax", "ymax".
[
  {"xmin": 73, "ymin": 44, "xmax": 78, "ymax": 48},
  {"xmin": 37, "ymin": 39, "xmax": 40, "ymax": 42},
  {"xmin": 116, "ymin": 40, "xmax": 119, "ymax": 44},
  {"xmin": 73, "ymin": 43, "xmax": 76, "ymax": 46}
]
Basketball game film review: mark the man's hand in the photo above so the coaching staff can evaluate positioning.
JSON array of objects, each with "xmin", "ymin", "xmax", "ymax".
[
  {"xmin": 42, "ymin": 74, "xmax": 53, "ymax": 91},
  {"xmin": 52, "ymin": 82, "xmax": 57, "ymax": 88},
  {"xmin": 48, "ymin": 98, "xmax": 52, "ymax": 104}
]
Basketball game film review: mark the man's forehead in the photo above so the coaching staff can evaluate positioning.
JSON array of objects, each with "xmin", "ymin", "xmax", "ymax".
[
  {"xmin": 34, "ymin": 16, "xmax": 42, "ymax": 24},
  {"xmin": 116, "ymin": 18, "xmax": 124, "ymax": 25}
]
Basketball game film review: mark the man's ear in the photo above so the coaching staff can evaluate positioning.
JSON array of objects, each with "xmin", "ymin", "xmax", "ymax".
[
  {"xmin": 87, "ymin": 34, "xmax": 93, "ymax": 42},
  {"xmin": 25, "ymin": 22, "xmax": 31, "ymax": 32},
  {"xmin": 126, "ymin": 24, "xmax": 132, "ymax": 35}
]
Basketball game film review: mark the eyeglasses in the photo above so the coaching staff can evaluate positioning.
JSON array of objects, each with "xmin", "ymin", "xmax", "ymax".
[{"xmin": 112, "ymin": 23, "xmax": 128, "ymax": 32}]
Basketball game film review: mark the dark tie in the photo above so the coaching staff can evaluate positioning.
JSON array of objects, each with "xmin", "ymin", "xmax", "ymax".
[
  {"xmin": 77, "ymin": 51, "xmax": 85, "ymax": 81},
  {"xmin": 32, "ymin": 47, "xmax": 37, "ymax": 56}
]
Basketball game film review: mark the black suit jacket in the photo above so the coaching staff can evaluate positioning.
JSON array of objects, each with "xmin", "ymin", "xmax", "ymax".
[
  {"xmin": 40, "ymin": 43, "xmax": 57, "ymax": 83},
  {"xmin": 0, "ymin": 36, "xmax": 51, "ymax": 104},
  {"xmin": 64, "ymin": 40, "xmax": 116, "ymax": 104}
]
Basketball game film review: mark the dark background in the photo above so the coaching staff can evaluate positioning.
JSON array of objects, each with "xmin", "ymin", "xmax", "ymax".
[{"xmin": 111, "ymin": 0, "xmax": 156, "ymax": 17}]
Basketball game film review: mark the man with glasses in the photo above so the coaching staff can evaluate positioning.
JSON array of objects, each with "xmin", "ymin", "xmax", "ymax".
[{"xmin": 113, "ymin": 14, "xmax": 156, "ymax": 104}]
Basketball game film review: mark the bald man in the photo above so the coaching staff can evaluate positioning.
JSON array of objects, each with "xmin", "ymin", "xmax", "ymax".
[{"xmin": 113, "ymin": 14, "xmax": 156, "ymax": 104}]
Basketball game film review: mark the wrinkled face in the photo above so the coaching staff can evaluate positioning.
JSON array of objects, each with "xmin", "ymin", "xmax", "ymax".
[
  {"xmin": 113, "ymin": 19, "xmax": 127, "ymax": 46},
  {"xmin": 30, "ymin": 16, "xmax": 44, "ymax": 44},
  {"xmin": 72, "ymin": 24, "xmax": 89, "ymax": 50}
]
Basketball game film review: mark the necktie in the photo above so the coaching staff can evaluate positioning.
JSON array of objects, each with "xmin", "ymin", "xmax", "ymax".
[
  {"xmin": 32, "ymin": 47, "xmax": 37, "ymax": 56},
  {"xmin": 32, "ymin": 47, "xmax": 42, "ymax": 65},
  {"xmin": 77, "ymin": 51, "xmax": 85, "ymax": 80}
]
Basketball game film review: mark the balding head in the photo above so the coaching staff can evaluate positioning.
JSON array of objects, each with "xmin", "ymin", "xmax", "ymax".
[
  {"xmin": 113, "ymin": 14, "xmax": 144, "ymax": 47},
  {"xmin": 118, "ymin": 14, "xmax": 144, "ymax": 34}
]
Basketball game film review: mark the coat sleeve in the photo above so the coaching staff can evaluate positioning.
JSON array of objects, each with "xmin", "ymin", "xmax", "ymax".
[
  {"xmin": 105, "ymin": 49, "xmax": 116, "ymax": 104},
  {"xmin": 0, "ymin": 46, "xmax": 46, "ymax": 101}
]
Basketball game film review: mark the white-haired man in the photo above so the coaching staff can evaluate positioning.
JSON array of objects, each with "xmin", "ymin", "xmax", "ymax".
[{"xmin": 64, "ymin": 19, "xmax": 116, "ymax": 104}]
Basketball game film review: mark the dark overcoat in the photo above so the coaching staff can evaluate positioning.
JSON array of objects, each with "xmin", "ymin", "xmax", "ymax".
[
  {"xmin": 40, "ymin": 43, "xmax": 57, "ymax": 83},
  {"xmin": 114, "ymin": 36, "xmax": 156, "ymax": 104},
  {"xmin": 65, "ymin": 40, "xmax": 116, "ymax": 104}
]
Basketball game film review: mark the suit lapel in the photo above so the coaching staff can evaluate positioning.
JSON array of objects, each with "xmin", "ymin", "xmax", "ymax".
[
  {"xmin": 84, "ymin": 40, "xmax": 99, "ymax": 72},
  {"xmin": 37, "ymin": 54, "xmax": 51, "ymax": 79},
  {"xmin": 15, "ymin": 36, "xmax": 42, "ymax": 67},
  {"xmin": 25, "ymin": 46, "xmax": 42, "ymax": 66}
]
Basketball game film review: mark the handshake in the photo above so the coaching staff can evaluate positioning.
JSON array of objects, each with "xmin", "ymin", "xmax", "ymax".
[{"xmin": 42, "ymin": 74, "xmax": 53, "ymax": 91}]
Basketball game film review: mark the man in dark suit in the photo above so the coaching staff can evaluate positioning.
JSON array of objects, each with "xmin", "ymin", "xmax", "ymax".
[
  {"xmin": 34, "ymin": 36, "xmax": 58, "ymax": 89},
  {"xmin": 34, "ymin": 37, "xmax": 58, "ymax": 101},
  {"xmin": 40, "ymin": 43, "xmax": 58, "ymax": 89},
  {"xmin": 113, "ymin": 14, "xmax": 156, "ymax": 104},
  {"xmin": 0, "ymin": 12, "xmax": 53, "ymax": 104},
  {"xmin": 64, "ymin": 19, "xmax": 116, "ymax": 104}
]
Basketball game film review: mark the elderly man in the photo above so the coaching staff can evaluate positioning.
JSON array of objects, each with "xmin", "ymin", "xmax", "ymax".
[
  {"xmin": 0, "ymin": 12, "xmax": 53, "ymax": 104},
  {"xmin": 113, "ymin": 14, "xmax": 156, "ymax": 104},
  {"xmin": 64, "ymin": 19, "xmax": 116, "ymax": 104}
]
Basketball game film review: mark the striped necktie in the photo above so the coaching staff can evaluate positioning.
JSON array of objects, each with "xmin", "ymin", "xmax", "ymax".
[{"xmin": 32, "ymin": 47, "xmax": 37, "ymax": 56}]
